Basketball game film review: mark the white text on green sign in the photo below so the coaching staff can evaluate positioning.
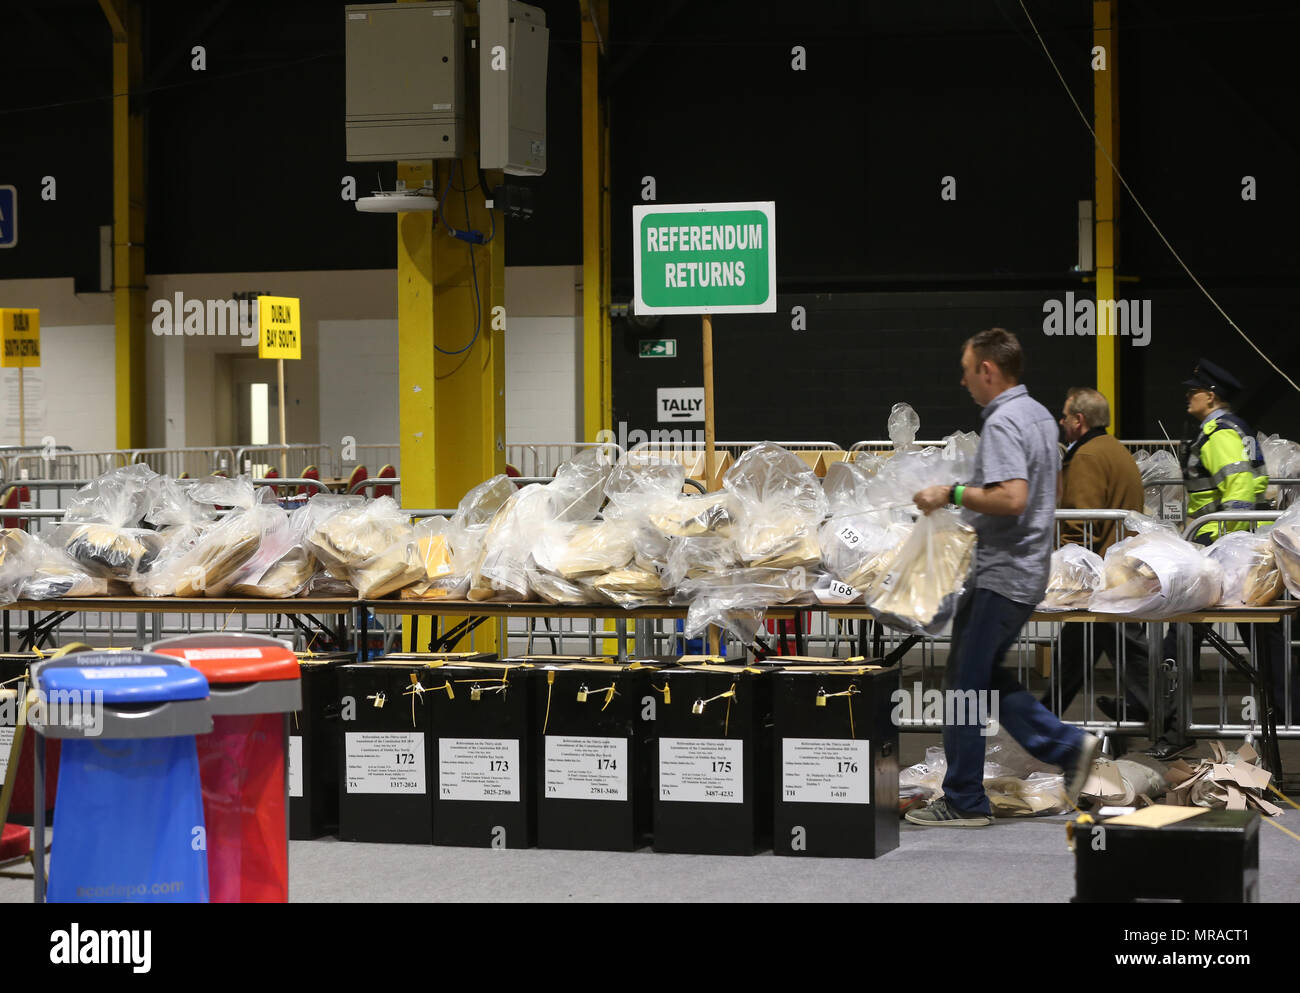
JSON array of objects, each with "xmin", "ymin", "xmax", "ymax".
[{"xmin": 632, "ymin": 201, "xmax": 776, "ymax": 315}]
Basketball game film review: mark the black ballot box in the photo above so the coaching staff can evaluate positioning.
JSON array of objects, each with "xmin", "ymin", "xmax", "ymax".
[
  {"xmin": 289, "ymin": 651, "xmax": 353, "ymax": 839},
  {"xmin": 771, "ymin": 663, "xmax": 899, "ymax": 859},
  {"xmin": 428, "ymin": 660, "xmax": 536, "ymax": 849},
  {"xmin": 337, "ymin": 659, "xmax": 456, "ymax": 844},
  {"xmin": 652, "ymin": 663, "xmax": 773, "ymax": 856},
  {"xmin": 524, "ymin": 659, "xmax": 658, "ymax": 852},
  {"xmin": 1073, "ymin": 808, "xmax": 1260, "ymax": 903}
]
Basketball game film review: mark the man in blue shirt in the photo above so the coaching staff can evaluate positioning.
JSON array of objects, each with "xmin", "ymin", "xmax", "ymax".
[{"xmin": 907, "ymin": 328, "xmax": 1101, "ymax": 826}]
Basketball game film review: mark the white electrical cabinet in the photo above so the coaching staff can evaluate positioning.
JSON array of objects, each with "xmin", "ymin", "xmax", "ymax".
[
  {"xmin": 479, "ymin": 0, "xmax": 548, "ymax": 176},
  {"xmin": 345, "ymin": 1, "xmax": 465, "ymax": 162}
]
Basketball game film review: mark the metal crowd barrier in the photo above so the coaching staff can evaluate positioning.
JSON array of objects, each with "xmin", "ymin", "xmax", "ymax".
[
  {"xmin": 233, "ymin": 444, "xmax": 333, "ymax": 478},
  {"xmin": 505, "ymin": 442, "xmax": 624, "ymax": 476}
]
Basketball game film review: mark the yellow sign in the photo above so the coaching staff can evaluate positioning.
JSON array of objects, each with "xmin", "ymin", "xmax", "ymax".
[
  {"xmin": 256, "ymin": 295, "xmax": 301, "ymax": 359},
  {"xmin": 0, "ymin": 308, "xmax": 40, "ymax": 368}
]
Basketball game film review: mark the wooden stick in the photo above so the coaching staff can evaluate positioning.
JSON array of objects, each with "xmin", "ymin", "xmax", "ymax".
[
  {"xmin": 703, "ymin": 311, "xmax": 718, "ymax": 656},
  {"xmin": 17, "ymin": 366, "xmax": 25, "ymax": 447},
  {"xmin": 277, "ymin": 357, "xmax": 288, "ymax": 478}
]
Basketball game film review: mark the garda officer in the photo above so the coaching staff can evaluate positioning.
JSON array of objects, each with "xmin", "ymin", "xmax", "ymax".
[
  {"xmin": 1182, "ymin": 359, "xmax": 1268, "ymax": 538},
  {"xmin": 1151, "ymin": 359, "xmax": 1289, "ymax": 760}
]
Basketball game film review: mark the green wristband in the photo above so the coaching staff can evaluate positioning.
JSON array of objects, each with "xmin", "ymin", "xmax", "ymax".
[{"xmin": 953, "ymin": 485, "xmax": 965, "ymax": 507}]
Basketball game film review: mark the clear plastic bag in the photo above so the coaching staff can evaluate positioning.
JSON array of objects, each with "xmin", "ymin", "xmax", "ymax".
[
  {"xmin": 1206, "ymin": 530, "xmax": 1283, "ymax": 607},
  {"xmin": 585, "ymin": 564, "xmax": 666, "ymax": 608},
  {"xmin": 64, "ymin": 463, "xmax": 159, "ymax": 527},
  {"xmin": 1259, "ymin": 433, "xmax": 1300, "ymax": 509},
  {"xmin": 532, "ymin": 519, "xmax": 635, "ymax": 579},
  {"xmin": 134, "ymin": 477, "xmax": 279, "ymax": 597},
  {"xmin": 1090, "ymin": 526, "xmax": 1224, "ymax": 617},
  {"xmin": 401, "ymin": 516, "xmax": 469, "ymax": 601},
  {"xmin": 16, "ymin": 532, "xmax": 121, "ymax": 599},
  {"xmin": 1038, "ymin": 544, "xmax": 1105, "ymax": 611},
  {"xmin": 677, "ymin": 566, "xmax": 811, "ymax": 643},
  {"xmin": 865, "ymin": 508, "xmax": 976, "ymax": 635},
  {"xmin": 469, "ymin": 486, "xmax": 551, "ymax": 601},
  {"xmin": 818, "ymin": 512, "xmax": 904, "ymax": 588},
  {"xmin": 225, "ymin": 504, "xmax": 320, "ymax": 599},
  {"xmin": 58, "ymin": 465, "xmax": 173, "ymax": 580},
  {"xmin": 305, "ymin": 495, "xmax": 410, "ymax": 575},
  {"xmin": 547, "ymin": 449, "xmax": 612, "ymax": 523},
  {"xmin": 648, "ymin": 491, "xmax": 738, "ymax": 538},
  {"xmin": 1133, "ymin": 449, "xmax": 1183, "ymax": 519},
  {"xmin": 1269, "ymin": 501, "xmax": 1300, "ymax": 597},
  {"xmin": 722, "ymin": 443, "xmax": 828, "ymax": 566},
  {"xmin": 986, "ymin": 772, "xmax": 1068, "ymax": 817},
  {"xmin": 661, "ymin": 535, "xmax": 740, "ymax": 589},
  {"xmin": 822, "ymin": 460, "xmax": 873, "ymax": 518},
  {"xmin": 527, "ymin": 563, "xmax": 596, "ymax": 605},
  {"xmin": 0, "ymin": 529, "xmax": 27, "ymax": 605},
  {"xmin": 887, "ymin": 402, "xmax": 921, "ymax": 450}
]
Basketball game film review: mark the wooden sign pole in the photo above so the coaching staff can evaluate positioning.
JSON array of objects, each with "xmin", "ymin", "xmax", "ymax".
[
  {"xmin": 278, "ymin": 357, "xmax": 288, "ymax": 478},
  {"xmin": 702, "ymin": 312, "xmax": 720, "ymax": 656},
  {"xmin": 17, "ymin": 367, "xmax": 25, "ymax": 447}
]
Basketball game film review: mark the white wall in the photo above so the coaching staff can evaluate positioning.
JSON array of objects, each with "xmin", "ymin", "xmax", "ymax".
[
  {"xmin": 0, "ymin": 279, "xmax": 116, "ymax": 450},
  {"xmin": 317, "ymin": 319, "xmax": 399, "ymax": 454},
  {"xmin": 0, "ymin": 265, "xmax": 581, "ymax": 459},
  {"xmin": 504, "ymin": 266, "xmax": 580, "ymax": 444}
]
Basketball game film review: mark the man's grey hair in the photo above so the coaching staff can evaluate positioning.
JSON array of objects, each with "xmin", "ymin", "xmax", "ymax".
[{"xmin": 1066, "ymin": 387, "xmax": 1110, "ymax": 429}]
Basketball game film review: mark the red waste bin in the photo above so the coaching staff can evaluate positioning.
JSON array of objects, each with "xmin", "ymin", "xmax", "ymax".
[{"xmin": 150, "ymin": 634, "xmax": 301, "ymax": 903}]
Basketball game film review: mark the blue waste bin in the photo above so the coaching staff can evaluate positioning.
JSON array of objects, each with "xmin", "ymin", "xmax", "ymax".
[{"xmin": 30, "ymin": 649, "xmax": 213, "ymax": 903}]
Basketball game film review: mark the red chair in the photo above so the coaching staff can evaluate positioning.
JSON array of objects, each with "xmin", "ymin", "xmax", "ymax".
[
  {"xmin": 347, "ymin": 464, "xmax": 370, "ymax": 497},
  {"xmin": 2, "ymin": 485, "xmax": 30, "ymax": 530},
  {"xmin": 373, "ymin": 464, "xmax": 396, "ymax": 500},
  {"xmin": 505, "ymin": 463, "xmax": 521, "ymax": 487},
  {"xmin": 264, "ymin": 466, "xmax": 282, "ymax": 498},
  {"xmin": 297, "ymin": 464, "xmax": 321, "ymax": 500}
]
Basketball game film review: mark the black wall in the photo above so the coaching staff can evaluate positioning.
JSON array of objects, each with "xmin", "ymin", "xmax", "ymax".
[{"xmin": 1, "ymin": 0, "xmax": 1297, "ymax": 440}]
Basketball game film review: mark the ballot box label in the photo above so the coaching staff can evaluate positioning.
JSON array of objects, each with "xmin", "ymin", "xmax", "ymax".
[
  {"xmin": 439, "ymin": 738, "xmax": 519, "ymax": 802},
  {"xmin": 782, "ymin": 738, "xmax": 871, "ymax": 805},
  {"xmin": 345, "ymin": 732, "xmax": 426, "ymax": 794},
  {"xmin": 545, "ymin": 735, "xmax": 628, "ymax": 801},
  {"xmin": 659, "ymin": 737, "xmax": 743, "ymax": 804},
  {"xmin": 288, "ymin": 735, "xmax": 303, "ymax": 798}
]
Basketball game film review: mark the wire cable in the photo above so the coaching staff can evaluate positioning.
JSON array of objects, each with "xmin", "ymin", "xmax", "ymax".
[{"xmin": 1017, "ymin": 0, "xmax": 1300, "ymax": 396}]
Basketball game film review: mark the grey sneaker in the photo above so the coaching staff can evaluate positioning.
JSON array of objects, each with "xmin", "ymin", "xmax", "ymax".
[
  {"xmin": 1065, "ymin": 732, "xmax": 1103, "ymax": 805},
  {"xmin": 904, "ymin": 798, "xmax": 992, "ymax": 828}
]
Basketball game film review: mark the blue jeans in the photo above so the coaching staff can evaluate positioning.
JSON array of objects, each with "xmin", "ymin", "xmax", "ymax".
[{"xmin": 941, "ymin": 587, "xmax": 1086, "ymax": 814}]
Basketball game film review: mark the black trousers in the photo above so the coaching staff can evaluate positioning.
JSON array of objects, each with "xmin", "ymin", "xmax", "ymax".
[
  {"xmin": 1161, "ymin": 621, "xmax": 1296, "ymax": 724},
  {"xmin": 1043, "ymin": 621, "xmax": 1157, "ymax": 719}
]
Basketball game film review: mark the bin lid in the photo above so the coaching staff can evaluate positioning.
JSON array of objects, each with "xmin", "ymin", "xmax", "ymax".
[
  {"xmin": 147, "ymin": 634, "xmax": 301, "ymax": 715},
  {"xmin": 33, "ymin": 650, "xmax": 209, "ymax": 704},
  {"xmin": 149, "ymin": 633, "xmax": 300, "ymax": 683}
]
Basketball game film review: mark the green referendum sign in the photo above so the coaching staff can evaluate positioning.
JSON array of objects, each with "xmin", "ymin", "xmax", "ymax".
[{"xmin": 633, "ymin": 201, "xmax": 776, "ymax": 314}]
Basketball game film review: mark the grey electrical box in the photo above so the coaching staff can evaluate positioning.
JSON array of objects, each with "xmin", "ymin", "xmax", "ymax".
[
  {"xmin": 345, "ymin": 2, "xmax": 465, "ymax": 162},
  {"xmin": 479, "ymin": 0, "xmax": 548, "ymax": 176}
]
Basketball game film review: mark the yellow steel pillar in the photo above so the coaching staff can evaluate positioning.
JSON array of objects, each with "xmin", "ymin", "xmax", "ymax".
[
  {"xmin": 581, "ymin": 0, "xmax": 612, "ymax": 442},
  {"xmin": 100, "ymin": 0, "xmax": 147, "ymax": 447},
  {"xmin": 1094, "ymin": 0, "xmax": 1119, "ymax": 432},
  {"xmin": 397, "ymin": 0, "xmax": 503, "ymax": 651}
]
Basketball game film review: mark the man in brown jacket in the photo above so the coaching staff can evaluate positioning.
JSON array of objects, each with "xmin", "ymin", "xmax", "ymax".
[{"xmin": 1045, "ymin": 388, "xmax": 1163, "ymax": 727}]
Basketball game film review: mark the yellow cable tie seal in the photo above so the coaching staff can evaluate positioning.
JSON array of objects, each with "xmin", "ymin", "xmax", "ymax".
[{"xmin": 651, "ymin": 683, "xmax": 671, "ymax": 705}]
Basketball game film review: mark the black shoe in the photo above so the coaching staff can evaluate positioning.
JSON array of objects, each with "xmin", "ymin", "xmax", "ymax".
[
  {"xmin": 1144, "ymin": 738, "xmax": 1194, "ymax": 761},
  {"xmin": 904, "ymin": 798, "xmax": 992, "ymax": 828},
  {"xmin": 1096, "ymin": 695, "xmax": 1149, "ymax": 724}
]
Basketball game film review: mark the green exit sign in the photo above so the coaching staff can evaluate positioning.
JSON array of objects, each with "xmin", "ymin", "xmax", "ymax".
[
  {"xmin": 639, "ymin": 338, "xmax": 677, "ymax": 358},
  {"xmin": 632, "ymin": 201, "xmax": 776, "ymax": 315}
]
